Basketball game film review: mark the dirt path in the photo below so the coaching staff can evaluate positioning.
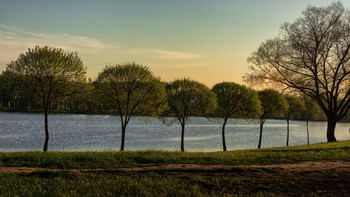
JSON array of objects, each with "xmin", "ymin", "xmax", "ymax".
[
  {"xmin": 1, "ymin": 161, "xmax": 349, "ymax": 196},
  {"xmin": 0, "ymin": 160, "xmax": 349, "ymax": 174}
]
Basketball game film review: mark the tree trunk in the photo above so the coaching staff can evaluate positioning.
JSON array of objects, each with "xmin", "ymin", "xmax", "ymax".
[
  {"xmin": 306, "ymin": 119, "xmax": 310, "ymax": 145},
  {"xmin": 286, "ymin": 119, "xmax": 290, "ymax": 146},
  {"xmin": 181, "ymin": 123, "xmax": 185, "ymax": 152},
  {"xmin": 43, "ymin": 105, "xmax": 49, "ymax": 152},
  {"xmin": 258, "ymin": 120, "xmax": 264, "ymax": 149},
  {"xmin": 326, "ymin": 118, "xmax": 337, "ymax": 142},
  {"xmin": 120, "ymin": 125, "xmax": 126, "ymax": 151},
  {"xmin": 222, "ymin": 119, "xmax": 227, "ymax": 151}
]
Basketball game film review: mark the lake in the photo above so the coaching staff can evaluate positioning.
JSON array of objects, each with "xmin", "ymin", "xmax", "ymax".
[{"xmin": 0, "ymin": 112, "xmax": 349, "ymax": 152}]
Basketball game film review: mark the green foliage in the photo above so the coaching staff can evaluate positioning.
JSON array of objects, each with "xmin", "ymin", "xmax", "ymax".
[
  {"xmin": 284, "ymin": 95, "xmax": 306, "ymax": 146},
  {"xmin": 4, "ymin": 46, "xmax": 87, "ymax": 151},
  {"xmin": 94, "ymin": 63, "xmax": 168, "ymax": 117},
  {"xmin": 0, "ymin": 73, "xmax": 12, "ymax": 109},
  {"xmin": 212, "ymin": 82, "xmax": 261, "ymax": 151},
  {"xmin": 5, "ymin": 46, "xmax": 87, "ymax": 104},
  {"xmin": 162, "ymin": 78, "xmax": 217, "ymax": 151},
  {"xmin": 212, "ymin": 82, "xmax": 261, "ymax": 120},
  {"xmin": 94, "ymin": 63, "xmax": 168, "ymax": 151},
  {"xmin": 163, "ymin": 78, "xmax": 217, "ymax": 121},
  {"xmin": 258, "ymin": 89, "xmax": 288, "ymax": 121},
  {"xmin": 284, "ymin": 95, "xmax": 306, "ymax": 119},
  {"xmin": 302, "ymin": 97, "xmax": 322, "ymax": 121}
]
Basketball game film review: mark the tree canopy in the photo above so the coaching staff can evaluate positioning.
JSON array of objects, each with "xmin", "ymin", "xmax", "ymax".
[
  {"xmin": 94, "ymin": 62, "xmax": 167, "ymax": 151},
  {"xmin": 302, "ymin": 96, "xmax": 322, "ymax": 145},
  {"xmin": 4, "ymin": 46, "xmax": 86, "ymax": 151},
  {"xmin": 163, "ymin": 78, "xmax": 217, "ymax": 152},
  {"xmin": 212, "ymin": 82, "xmax": 261, "ymax": 151},
  {"xmin": 258, "ymin": 89, "xmax": 288, "ymax": 148},
  {"xmin": 284, "ymin": 95, "xmax": 306, "ymax": 146},
  {"xmin": 245, "ymin": 2, "xmax": 350, "ymax": 142}
]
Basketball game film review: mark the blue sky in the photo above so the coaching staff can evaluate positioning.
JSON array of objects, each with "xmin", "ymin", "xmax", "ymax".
[{"xmin": 1, "ymin": 0, "xmax": 349, "ymax": 86}]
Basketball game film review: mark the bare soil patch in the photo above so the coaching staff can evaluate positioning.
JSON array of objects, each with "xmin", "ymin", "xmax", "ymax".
[
  {"xmin": 0, "ymin": 160, "xmax": 349, "ymax": 174},
  {"xmin": 1, "ymin": 161, "xmax": 349, "ymax": 196}
]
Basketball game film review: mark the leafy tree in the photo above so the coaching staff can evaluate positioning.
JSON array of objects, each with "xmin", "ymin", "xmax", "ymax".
[
  {"xmin": 302, "ymin": 97, "xmax": 322, "ymax": 145},
  {"xmin": 245, "ymin": 2, "xmax": 350, "ymax": 142},
  {"xmin": 212, "ymin": 82, "xmax": 261, "ymax": 151},
  {"xmin": 94, "ymin": 63, "xmax": 167, "ymax": 151},
  {"xmin": 163, "ymin": 78, "xmax": 217, "ymax": 152},
  {"xmin": 5, "ymin": 46, "xmax": 86, "ymax": 151},
  {"xmin": 284, "ymin": 95, "xmax": 306, "ymax": 146},
  {"xmin": 66, "ymin": 80, "xmax": 95, "ymax": 112},
  {"xmin": 258, "ymin": 89, "xmax": 288, "ymax": 149},
  {"xmin": 0, "ymin": 74, "xmax": 8, "ymax": 108}
]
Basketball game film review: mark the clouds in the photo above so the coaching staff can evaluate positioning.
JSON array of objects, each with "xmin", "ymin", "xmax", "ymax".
[
  {"xmin": 0, "ymin": 24, "xmax": 204, "ymax": 66},
  {"xmin": 0, "ymin": 24, "xmax": 118, "ymax": 64},
  {"xmin": 0, "ymin": 24, "xmax": 116, "ymax": 50},
  {"xmin": 129, "ymin": 49, "xmax": 204, "ymax": 60},
  {"xmin": 0, "ymin": 24, "xmax": 209, "ymax": 82}
]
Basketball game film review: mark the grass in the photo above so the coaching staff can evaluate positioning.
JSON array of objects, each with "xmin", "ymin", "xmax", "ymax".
[
  {"xmin": 0, "ymin": 141, "xmax": 349, "ymax": 196},
  {"xmin": 0, "ymin": 168, "xmax": 348, "ymax": 196},
  {"xmin": 0, "ymin": 140, "xmax": 349, "ymax": 169},
  {"xmin": 0, "ymin": 171, "xmax": 277, "ymax": 197}
]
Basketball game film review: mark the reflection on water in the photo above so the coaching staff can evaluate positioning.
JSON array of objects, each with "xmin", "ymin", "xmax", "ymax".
[{"xmin": 0, "ymin": 112, "xmax": 349, "ymax": 152}]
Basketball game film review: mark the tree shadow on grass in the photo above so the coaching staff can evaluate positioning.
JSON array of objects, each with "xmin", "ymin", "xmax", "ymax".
[
  {"xmin": 21, "ymin": 170, "xmax": 69, "ymax": 178},
  {"xmin": 250, "ymin": 147, "xmax": 350, "ymax": 153}
]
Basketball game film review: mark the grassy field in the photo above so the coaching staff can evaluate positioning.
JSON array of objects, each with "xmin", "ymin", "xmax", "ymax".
[
  {"xmin": 0, "ymin": 141, "xmax": 349, "ymax": 196},
  {"xmin": 1, "ymin": 140, "xmax": 349, "ymax": 169}
]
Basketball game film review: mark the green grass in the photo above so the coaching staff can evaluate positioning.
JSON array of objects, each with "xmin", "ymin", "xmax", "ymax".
[
  {"xmin": 0, "ymin": 169, "xmax": 348, "ymax": 196},
  {"xmin": 0, "ymin": 170, "xmax": 286, "ymax": 197},
  {"xmin": 0, "ymin": 141, "xmax": 349, "ymax": 196},
  {"xmin": 0, "ymin": 172, "xmax": 203, "ymax": 197},
  {"xmin": 0, "ymin": 140, "xmax": 349, "ymax": 169}
]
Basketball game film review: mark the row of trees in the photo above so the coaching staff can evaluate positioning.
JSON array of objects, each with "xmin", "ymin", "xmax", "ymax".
[
  {"xmin": 1, "ymin": 47, "xmax": 324, "ymax": 152},
  {"xmin": 2, "ymin": 2, "xmax": 350, "ymax": 152}
]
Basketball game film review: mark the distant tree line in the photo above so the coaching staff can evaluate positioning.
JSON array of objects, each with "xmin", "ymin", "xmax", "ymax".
[{"xmin": 0, "ymin": 69, "xmax": 326, "ymax": 121}]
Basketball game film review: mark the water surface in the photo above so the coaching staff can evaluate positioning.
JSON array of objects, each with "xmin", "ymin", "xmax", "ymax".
[{"xmin": 0, "ymin": 112, "xmax": 349, "ymax": 152}]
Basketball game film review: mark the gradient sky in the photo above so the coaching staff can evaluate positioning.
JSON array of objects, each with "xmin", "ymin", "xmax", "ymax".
[{"xmin": 1, "ymin": 0, "xmax": 349, "ymax": 87}]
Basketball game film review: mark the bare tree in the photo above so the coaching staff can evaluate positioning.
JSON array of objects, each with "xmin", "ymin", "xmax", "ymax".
[
  {"xmin": 245, "ymin": 2, "xmax": 350, "ymax": 142},
  {"xmin": 5, "ymin": 46, "xmax": 86, "ymax": 151}
]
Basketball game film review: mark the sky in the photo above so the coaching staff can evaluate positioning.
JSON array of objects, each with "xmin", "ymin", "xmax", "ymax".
[{"xmin": 1, "ymin": 0, "xmax": 350, "ymax": 87}]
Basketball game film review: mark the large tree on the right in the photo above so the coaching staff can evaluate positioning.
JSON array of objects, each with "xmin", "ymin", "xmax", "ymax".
[{"xmin": 245, "ymin": 2, "xmax": 350, "ymax": 142}]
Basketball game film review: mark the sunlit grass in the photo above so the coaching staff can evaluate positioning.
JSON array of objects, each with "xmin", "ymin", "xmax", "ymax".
[
  {"xmin": 0, "ymin": 140, "xmax": 349, "ymax": 169},
  {"xmin": 0, "ymin": 172, "xmax": 205, "ymax": 197},
  {"xmin": 0, "ymin": 141, "xmax": 349, "ymax": 196}
]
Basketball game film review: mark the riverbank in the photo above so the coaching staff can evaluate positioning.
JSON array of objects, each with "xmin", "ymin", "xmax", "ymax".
[{"xmin": 0, "ymin": 141, "xmax": 349, "ymax": 196}]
